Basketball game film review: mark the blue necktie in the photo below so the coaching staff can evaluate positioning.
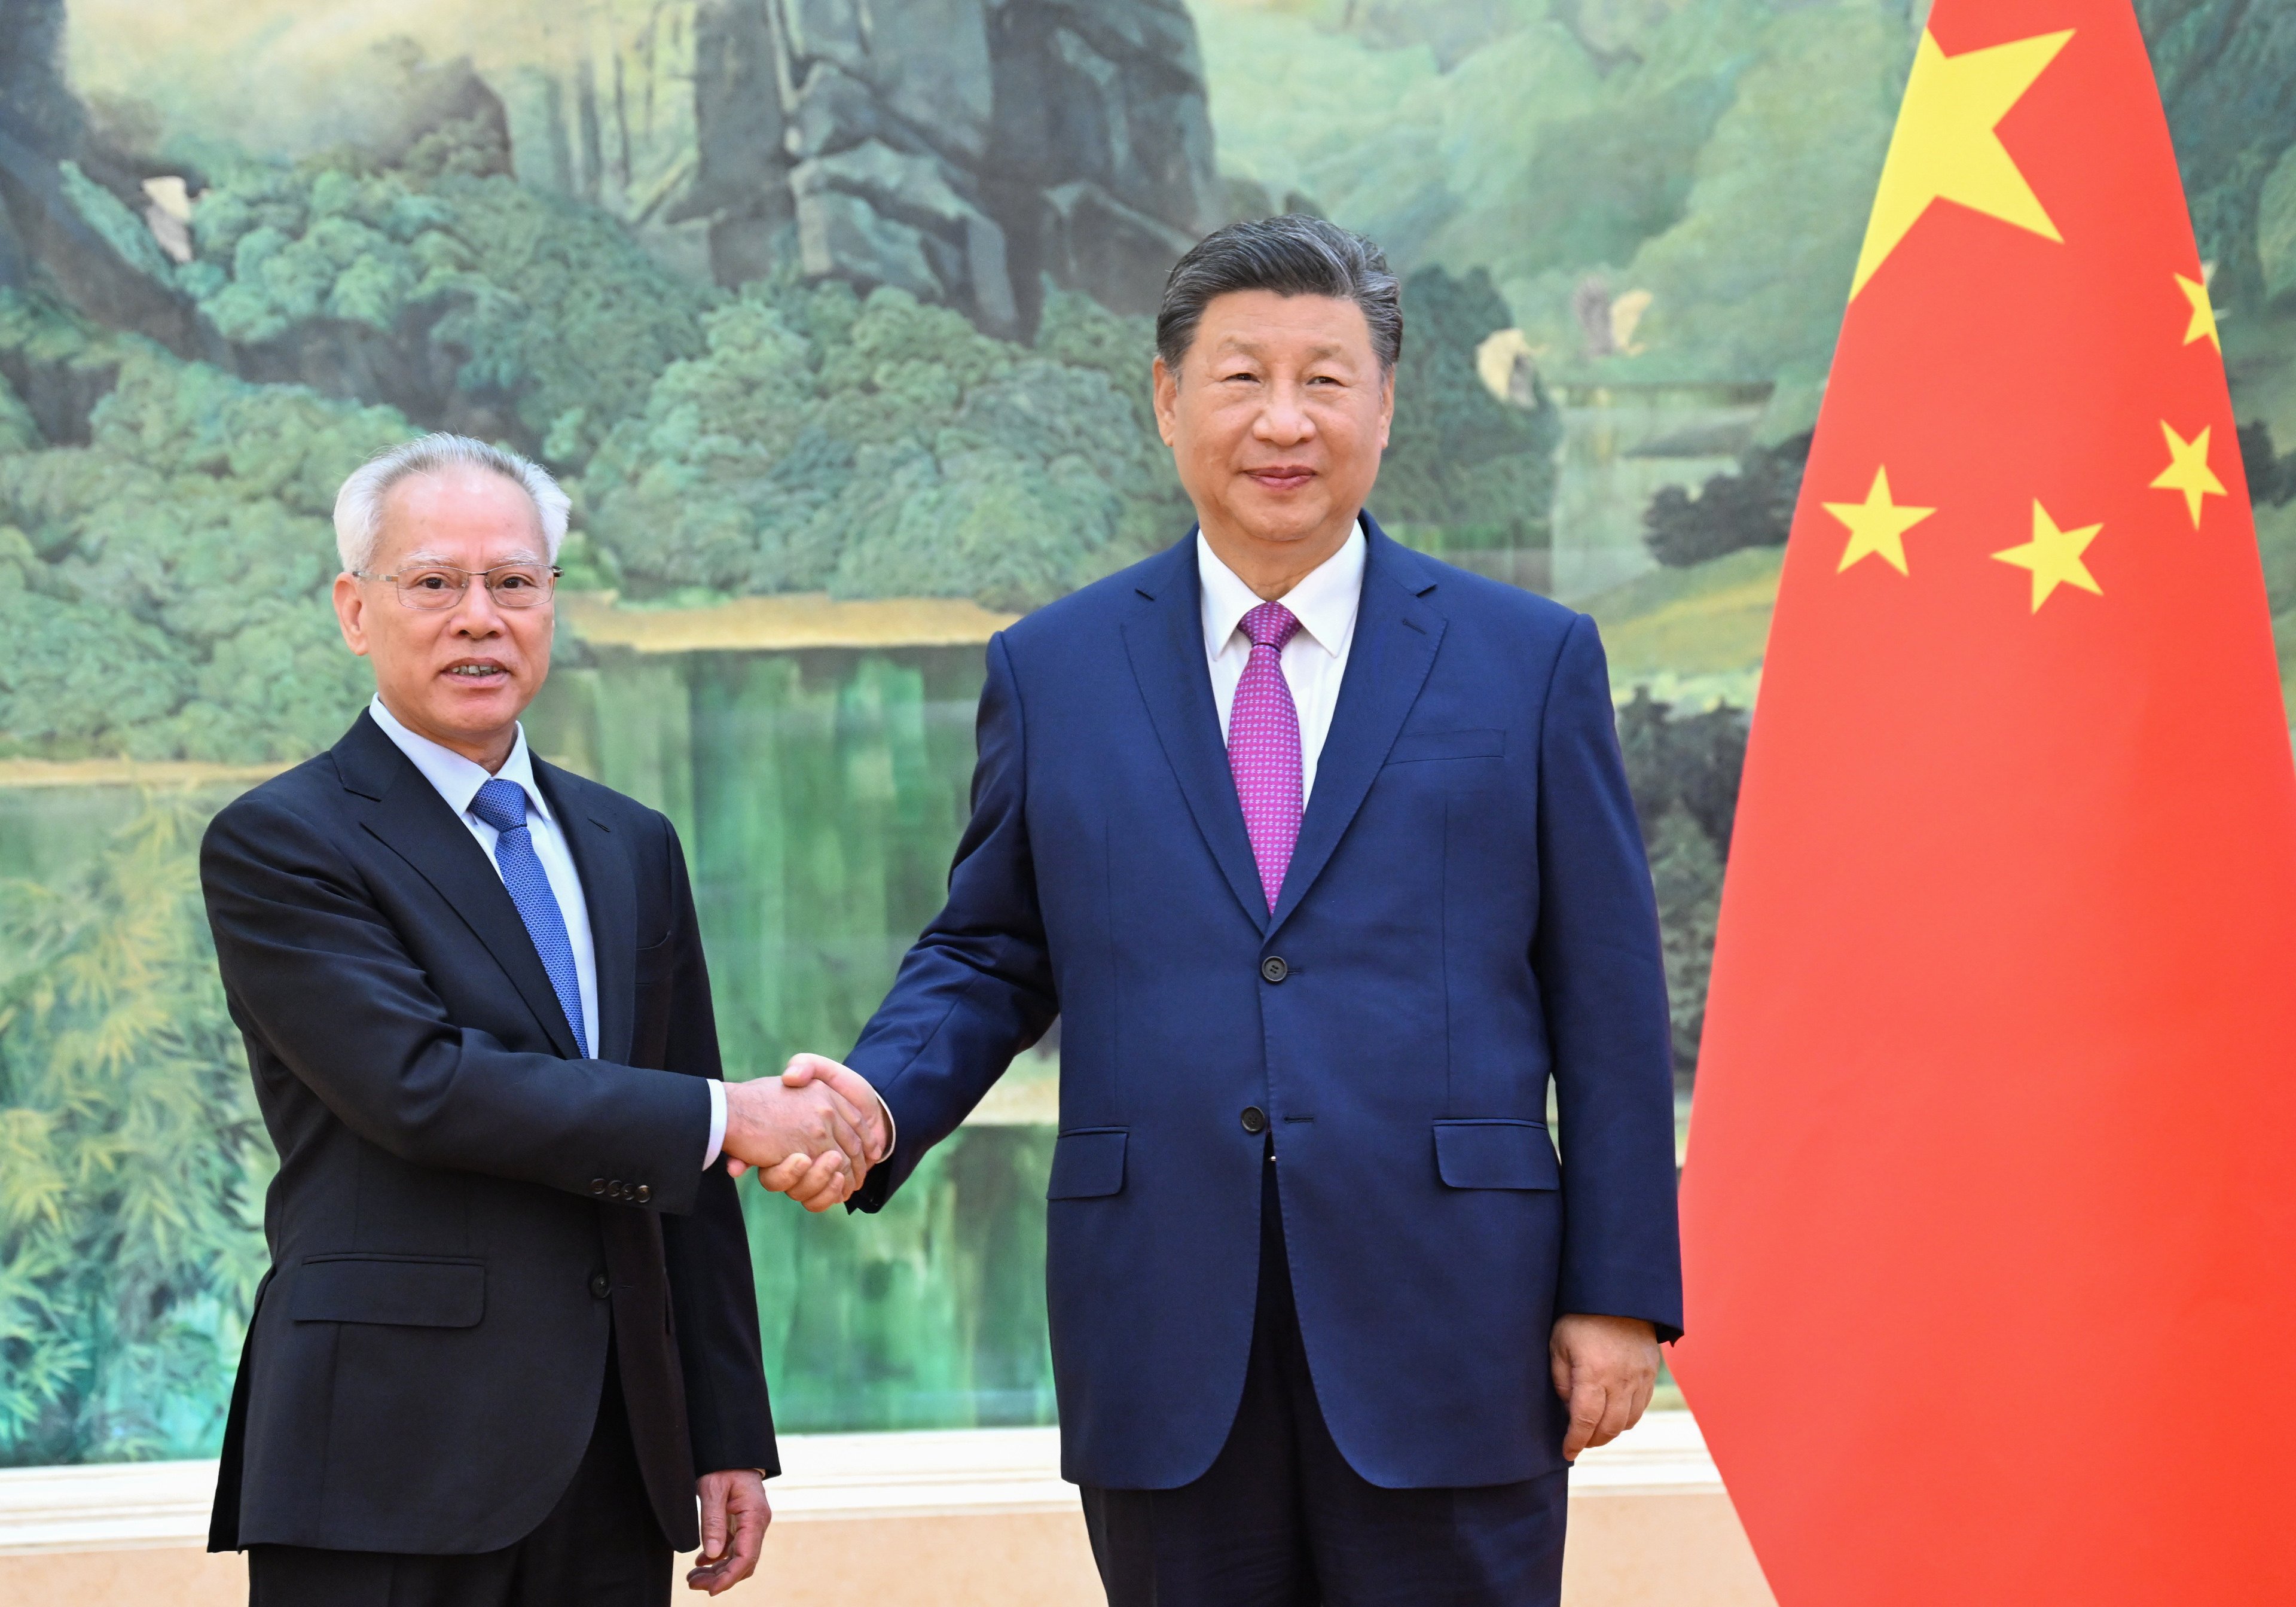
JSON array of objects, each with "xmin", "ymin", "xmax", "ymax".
[{"xmin": 469, "ymin": 777, "xmax": 588, "ymax": 1057}]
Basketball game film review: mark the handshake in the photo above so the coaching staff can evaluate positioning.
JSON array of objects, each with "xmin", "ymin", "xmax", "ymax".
[{"xmin": 719, "ymin": 1054, "xmax": 891, "ymax": 1210}]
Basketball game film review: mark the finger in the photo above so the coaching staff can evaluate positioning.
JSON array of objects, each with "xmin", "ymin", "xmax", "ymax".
[
  {"xmin": 786, "ymin": 1150, "xmax": 850, "ymax": 1208},
  {"xmin": 1587, "ymin": 1382, "xmax": 1636, "ymax": 1451},
  {"xmin": 821, "ymin": 1085, "xmax": 868, "ymax": 1130},
  {"xmin": 1549, "ymin": 1342, "xmax": 1574, "ymax": 1401},
  {"xmin": 1628, "ymin": 1366, "xmax": 1657, "ymax": 1427},
  {"xmin": 1562, "ymin": 1379, "xmax": 1607, "ymax": 1462},
  {"xmin": 822, "ymin": 1104, "xmax": 868, "ymax": 1170},
  {"xmin": 802, "ymin": 1161, "xmax": 856, "ymax": 1211},
  {"xmin": 783, "ymin": 1153, "xmax": 838, "ymax": 1203},
  {"xmin": 724, "ymin": 1158, "xmax": 747, "ymax": 1178},
  {"xmin": 816, "ymin": 1067, "xmax": 888, "ymax": 1158},
  {"xmin": 782, "ymin": 1053, "xmax": 842, "ymax": 1087},
  {"xmin": 725, "ymin": 1490, "xmax": 769, "ymax": 1584},
  {"xmin": 759, "ymin": 1152, "xmax": 810, "ymax": 1193},
  {"xmin": 698, "ymin": 1481, "xmax": 728, "ymax": 1563}
]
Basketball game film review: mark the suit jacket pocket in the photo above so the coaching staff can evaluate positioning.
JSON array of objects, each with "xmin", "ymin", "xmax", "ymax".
[
  {"xmin": 1387, "ymin": 728, "xmax": 1505, "ymax": 764},
  {"xmin": 290, "ymin": 1254, "xmax": 486, "ymax": 1327},
  {"xmin": 1434, "ymin": 1120, "xmax": 1560, "ymax": 1190},
  {"xmin": 1046, "ymin": 1128, "xmax": 1127, "ymax": 1200}
]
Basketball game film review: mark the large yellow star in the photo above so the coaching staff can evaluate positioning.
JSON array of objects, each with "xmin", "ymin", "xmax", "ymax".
[
  {"xmin": 1993, "ymin": 501, "xmax": 2103, "ymax": 611},
  {"xmin": 2150, "ymin": 420, "xmax": 2226, "ymax": 528},
  {"xmin": 2176, "ymin": 272, "xmax": 2220, "ymax": 350},
  {"xmin": 1824, "ymin": 466, "xmax": 1936, "ymax": 575},
  {"xmin": 1851, "ymin": 28, "xmax": 2074, "ymax": 299}
]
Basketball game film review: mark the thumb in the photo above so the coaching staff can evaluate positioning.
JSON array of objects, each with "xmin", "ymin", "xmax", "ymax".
[
  {"xmin": 781, "ymin": 1054, "xmax": 833, "ymax": 1087},
  {"xmin": 700, "ymin": 1483, "xmax": 727, "ymax": 1560}
]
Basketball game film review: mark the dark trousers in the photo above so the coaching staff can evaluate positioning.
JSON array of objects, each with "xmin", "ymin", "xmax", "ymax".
[
  {"xmin": 1080, "ymin": 1155, "xmax": 1568, "ymax": 1607},
  {"xmin": 248, "ymin": 1350, "xmax": 671, "ymax": 1607}
]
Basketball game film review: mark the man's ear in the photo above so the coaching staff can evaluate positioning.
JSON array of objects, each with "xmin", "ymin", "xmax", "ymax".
[
  {"xmin": 333, "ymin": 572, "xmax": 371, "ymax": 657},
  {"xmin": 1152, "ymin": 355, "xmax": 1180, "ymax": 447},
  {"xmin": 1376, "ymin": 369, "xmax": 1396, "ymax": 452}
]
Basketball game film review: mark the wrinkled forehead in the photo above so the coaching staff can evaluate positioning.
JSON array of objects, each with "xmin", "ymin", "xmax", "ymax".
[
  {"xmin": 371, "ymin": 465, "xmax": 546, "ymax": 570},
  {"xmin": 1186, "ymin": 290, "xmax": 1379, "ymax": 372}
]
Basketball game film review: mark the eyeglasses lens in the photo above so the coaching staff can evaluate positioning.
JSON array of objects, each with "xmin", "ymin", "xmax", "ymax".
[{"xmin": 395, "ymin": 566, "xmax": 556, "ymax": 609}]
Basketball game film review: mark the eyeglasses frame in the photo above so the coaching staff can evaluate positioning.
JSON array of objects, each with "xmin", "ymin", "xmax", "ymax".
[{"xmin": 352, "ymin": 562, "xmax": 564, "ymax": 611}]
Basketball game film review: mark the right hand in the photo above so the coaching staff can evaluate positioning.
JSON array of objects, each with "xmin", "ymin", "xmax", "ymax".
[
  {"xmin": 720, "ymin": 1059, "xmax": 891, "ymax": 1209},
  {"xmin": 719, "ymin": 1068, "xmax": 881, "ymax": 1210}
]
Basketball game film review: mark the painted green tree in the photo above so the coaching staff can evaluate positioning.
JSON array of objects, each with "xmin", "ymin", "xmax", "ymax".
[{"xmin": 0, "ymin": 793, "xmax": 270, "ymax": 1465}]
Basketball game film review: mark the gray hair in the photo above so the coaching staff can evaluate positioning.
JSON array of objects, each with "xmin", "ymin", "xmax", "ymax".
[
  {"xmin": 1156, "ymin": 216, "xmax": 1403, "ymax": 376},
  {"xmin": 332, "ymin": 433, "xmax": 571, "ymax": 573}
]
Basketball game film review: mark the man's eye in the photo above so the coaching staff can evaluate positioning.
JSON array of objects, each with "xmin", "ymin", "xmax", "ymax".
[
  {"xmin": 496, "ymin": 574, "xmax": 533, "ymax": 591},
  {"xmin": 408, "ymin": 573, "xmax": 453, "ymax": 590}
]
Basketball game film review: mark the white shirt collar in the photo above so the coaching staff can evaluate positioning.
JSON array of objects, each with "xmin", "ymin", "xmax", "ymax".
[
  {"xmin": 1197, "ymin": 520, "xmax": 1367, "ymax": 660},
  {"xmin": 367, "ymin": 695, "xmax": 552, "ymax": 825}
]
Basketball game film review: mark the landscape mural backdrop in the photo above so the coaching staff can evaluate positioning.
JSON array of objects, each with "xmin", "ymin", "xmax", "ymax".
[{"xmin": 3, "ymin": 0, "xmax": 2291, "ymax": 1466}]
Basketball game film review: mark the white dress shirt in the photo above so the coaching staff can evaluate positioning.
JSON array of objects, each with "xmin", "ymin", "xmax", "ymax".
[
  {"xmin": 368, "ymin": 696, "xmax": 728, "ymax": 1167},
  {"xmin": 1198, "ymin": 521, "xmax": 1367, "ymax": 800}
]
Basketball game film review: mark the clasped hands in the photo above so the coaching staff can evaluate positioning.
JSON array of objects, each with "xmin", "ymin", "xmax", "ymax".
[{"xmin": 720, "ymin": 1054, "xmax": 888, "ymax": 1209}]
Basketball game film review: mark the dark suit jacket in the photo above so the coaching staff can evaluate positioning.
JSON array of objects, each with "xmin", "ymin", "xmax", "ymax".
[
  {"xmin": 200, "ymin": 712, "xmax": 774, "ymax": 1555},
  {"xmin": 847, "ymin": 517, "xmax": 1683, "ymax": 1491}
]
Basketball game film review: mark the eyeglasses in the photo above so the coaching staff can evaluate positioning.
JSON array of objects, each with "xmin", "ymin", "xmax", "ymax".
[{"xmin": 355, "ymin": 563, "xmax": 561, "ymax": 611}]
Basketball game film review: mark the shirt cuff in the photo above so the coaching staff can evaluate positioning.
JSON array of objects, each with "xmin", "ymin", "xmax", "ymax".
[
  {"xmin": 704, "ymin": 1079, "xmax": 728, "ymax": 1170},
  {"xmin": 877, "ymin": 1091, "xmax": 897, "ymax": 1158}
]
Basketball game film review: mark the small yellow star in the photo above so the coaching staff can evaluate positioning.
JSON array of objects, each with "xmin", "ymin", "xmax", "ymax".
[
  {"xmin": 1852, "ymin": 28, "xmax": 2074, "ymax": 298},
  {"xmin": 2150, "ymin": 420, "xmax": 2226, "ymax": 528},
  {"xmin": 1824, "ymin": 466, "xmax": 1937, "ymax": 575},
  {"xmin": 1993, "ymin": 501, "xmax": 2103, "ymax": 611},
  {"xmin": 2176, "ymin": 272, "xmax": 2219, "ymax": 351}
]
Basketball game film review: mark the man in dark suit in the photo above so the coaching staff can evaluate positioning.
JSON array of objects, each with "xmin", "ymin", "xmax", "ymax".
[
  {"xmin": 771, "ymin": 218, "xmax": 1684, "ymax": 1602},
  {"xmin": 201, "ymin": 434, "xmax": 886, "ymax": 1604}
]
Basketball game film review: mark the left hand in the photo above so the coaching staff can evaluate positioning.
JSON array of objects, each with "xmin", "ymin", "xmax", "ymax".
[
  {"xmin": 1548, "ymin": 1313, "xmax": 1660, "ymax": 1462},
  {"xmin": 687, "ymin": 1468, "xmax": 770, "ymax": 1594}
]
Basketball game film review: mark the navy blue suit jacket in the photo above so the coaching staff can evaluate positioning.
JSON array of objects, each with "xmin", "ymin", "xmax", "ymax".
[
  {"xmin": 201, "ymin": 715, "xmax": 774, "ymax": 1553},
  {"xmin": 848, "ymin": 517, "xmax": 1682, "ymax": 1490}
]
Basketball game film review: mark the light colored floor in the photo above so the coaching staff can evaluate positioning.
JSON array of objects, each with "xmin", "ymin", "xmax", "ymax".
[
  {"xmin": 0, "ymin": 1416, "xmax": 1778, "ymax": 1605},
  {"xmin": 0, "ymin": 1491, "xmax": 1775, "ymax": 1606}
]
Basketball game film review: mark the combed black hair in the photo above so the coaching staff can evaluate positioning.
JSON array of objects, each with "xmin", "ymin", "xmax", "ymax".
[{"xmin": 1155, "ymin": 216, "xmax": 1403, "ymax": 376}]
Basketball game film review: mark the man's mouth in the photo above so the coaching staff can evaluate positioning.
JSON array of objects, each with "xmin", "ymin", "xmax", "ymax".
[
  {"xmin": 444, "ymin": 660, "xmax": 511, "ymax": 682},
  {"xmin": 1245, "ymin": 465, "xmax": 1315, "ymax": 492}
]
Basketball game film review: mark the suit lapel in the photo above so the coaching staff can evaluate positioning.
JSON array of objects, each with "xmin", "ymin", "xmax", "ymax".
[
  {"xmin": 1122, "ymin": 535, "xmax": 1272, "ymax": 932},
  {"xmin": 540, "ymin": 762, "xmax": 636, "ymax": 1066},
  {"xmin": 1269, "ymin": 520, "xmax": 1446, "ymax": 934},
  {"xmin": 335, "ymin": 713, "xmax": 582, "ymax": 1060}
]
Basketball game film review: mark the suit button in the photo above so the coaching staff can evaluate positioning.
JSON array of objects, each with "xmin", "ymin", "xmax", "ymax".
[
  {"xmin": 1241, "ymin": 1106, "xmax": 1268, "ymax": 1135},
  {"xmin": 590, "ymin": 1273, "xmax": 610, "ymax": 1300},
  {"xmin": 634, "ymin": 1185, "xmax": 651, "ymax": 1204},
  {"xmin": 590, "ymin": 1178, "xmax": 606, "ymax": 1196},
  {"xmin": 1260, "ymin": 956, "xmax": 1289, "ymax": 983},
  {"xmin": 609, "ymin": 1180, "xmax": 626, "ymax": 1200}
]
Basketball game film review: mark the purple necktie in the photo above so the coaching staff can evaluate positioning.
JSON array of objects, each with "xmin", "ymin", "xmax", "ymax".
[{"xmin": 1229, "ymin": 601, "xmax": 1304, "ymax": 913}]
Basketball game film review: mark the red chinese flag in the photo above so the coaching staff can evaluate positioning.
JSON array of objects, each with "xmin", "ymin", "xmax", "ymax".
[{"xmin": 1672, "ymin": 1, "xmax": 2296, "ymax": 1600}]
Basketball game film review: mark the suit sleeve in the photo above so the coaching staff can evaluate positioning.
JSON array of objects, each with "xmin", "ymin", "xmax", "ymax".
[
  {"xmin": 652, "ymin": 819, "xmax": 777, "ymax": 1475},
  {"xmin": 847, "ymin": 630, "xmax": 1060, "ymax": 1210},
  {"xmin": 1533, "ymin": 614, "xmax": 1686, "ymax": 1341},
  {"xmin": 200, "ymin": 791, "xmax": 714, "ymax": 1215}
]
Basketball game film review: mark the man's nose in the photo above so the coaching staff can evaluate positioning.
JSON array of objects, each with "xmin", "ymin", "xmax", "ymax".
[
  {"xmin": 1253, "ymin": 382, "xmax": 1316, "ymax": 444},
  {"xmin": 450, "ymin": 580, "xmax": 506, "ymax": 633}
]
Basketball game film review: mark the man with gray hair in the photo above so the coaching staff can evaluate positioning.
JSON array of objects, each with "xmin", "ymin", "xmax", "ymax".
[
  {"xmin": 773, "ymin": 216, "xmax": 1683, "ymax": 1602},
  {"xmin": 199, "ymin": 434, "xmax": 889, "ymax": 1603}
]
